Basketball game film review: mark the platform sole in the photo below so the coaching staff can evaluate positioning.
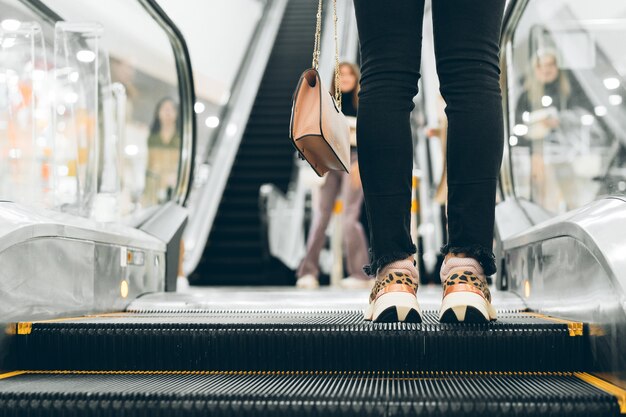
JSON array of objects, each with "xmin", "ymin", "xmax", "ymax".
[
  {"xmin": 364, "ymin": 291, "xmax": 422, "ymax": 323},
  {"xmin": 439, "ymin": 291, "xmax": 497, "ymax": 323},
  {"xmin": 295, "ymin": 275, "xmax": 319, "ymax": 289}
]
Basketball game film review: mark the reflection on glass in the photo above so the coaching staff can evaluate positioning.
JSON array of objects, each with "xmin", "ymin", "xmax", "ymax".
[
  {"xmin": 46, "ymin": 0, "xmax": 183, "ymax": 220},
  {"xmin": 509, "ymin": 0, "xmax": 626, "ymax": 214},
  {"xmin": 95, "ymin": 81, "xmax": 126, "ymax": 222},
  {"xmin": 53, "ymin": 22, "xmax": 105, "ymax": 217},
  {"xmin": 0, "ymin": 20, "xmax": 50, "ymax": 207},
  {"xmin": 145, "ymin": 97, "xmax": 180, "ymax": 205},
  {"xmin": 0, "ymin": 0, "xmax": 183, "ymax": 220}
]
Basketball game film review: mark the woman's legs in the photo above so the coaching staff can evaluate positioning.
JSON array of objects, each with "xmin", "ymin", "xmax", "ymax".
[
  {"xmin": 341, "ymin": 151, "xmax": 369, "ymax": 280},
  {"xmin": 355, "ymin": 0, "xmax": 424, "ymax": 322},
  {"xmin": 296, "ymin": 170, "xmax": 342, "ymax": 280},
  {"xmin": 432, "ymin": 0, "xmax": 505, "ymax": 276},
  {"xmin": 353, "ymin": 0, "xmax": 425, "ymax": 276}
]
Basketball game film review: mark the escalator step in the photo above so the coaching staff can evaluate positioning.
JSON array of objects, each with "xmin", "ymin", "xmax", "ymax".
[
  {"xmin": 15, "ymin": 312, "xmax": 587, "ymax": 372},
  {"xmin": 0, "ymin": 371, "xmax": 619, "ymax": 416}
]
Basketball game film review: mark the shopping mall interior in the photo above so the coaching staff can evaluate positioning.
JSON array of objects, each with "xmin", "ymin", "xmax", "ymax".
[{"xmin": 0, "ymin": 0, "xmax": 625, "ymax": 415}]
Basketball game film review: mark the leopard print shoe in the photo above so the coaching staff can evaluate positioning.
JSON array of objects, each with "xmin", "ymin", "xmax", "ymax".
[
  {"xmin": 364, "ymin": 257, "xmax": 421, "ymax": 323},
  {"xmin": 439, "ymin": 256, "xmax": 497, "ymax": 323}
]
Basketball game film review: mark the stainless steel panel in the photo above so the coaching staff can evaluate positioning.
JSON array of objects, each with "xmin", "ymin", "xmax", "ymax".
[
  {"xmin": 0, "ymin": 202, "xmax": 166, "ymax": 322},
  {"xmin": 504, "ymin": 198, "xmax": 626, "ymax": 299},
  {"xmin": 0, "ymin": 237, "xmax": 95, "ymax": 321},
  {"xmin": 504, "ymin": 197, "xmax": 626, "ymax": 375},
  {"xmin": 94, "ymin": 243, "xmax": 164, "ymax": 312},
  {"xmin": 0, "ymin": 202, "xmax": 165, "ymax": 253}
]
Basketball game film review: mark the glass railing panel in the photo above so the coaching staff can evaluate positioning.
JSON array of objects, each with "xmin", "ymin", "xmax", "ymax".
[
  {"xmin": 508, "ymin": 0, "xmax": 626, "ymax": 213},
  {"xmin": 53, "ymin": 22, "xmax": 106, "ymax": 217},
  {"xmin": 0, "ymin": 7, "xmax": 51, "ymax": 207},
  {"xmin": 507, "ymin": 0, "xmax": 626, "ymax": 214},
  {"xmin": 43, "ymin": 0, "xmax": 182, "ymax": 220}
]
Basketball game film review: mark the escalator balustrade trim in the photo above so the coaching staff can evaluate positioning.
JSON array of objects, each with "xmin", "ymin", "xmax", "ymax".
[
  {"xmin": 15, "ymin": 312, "xmax": 131, "ymax": 335},
  {"xmin": 525, "ymin": 312, "xmax": 585, "ymax": 336},
  {"xmin": 575, "ymin": 372, "xmax": 626, "ymax": 413},
  {"xmin": 0, "ymin": 372, "xmax": 24, "ymax": 381}
]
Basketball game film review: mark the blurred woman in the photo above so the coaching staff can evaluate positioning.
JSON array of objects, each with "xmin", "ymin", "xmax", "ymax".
[
  {"xmin": 296, "ymin": 62, "xmax": 371, "ymax": 289},
  {"xmin": 515, "ymin": 48, "xmax": 598, "ymax": 211},
  {"xmin": 516, "ymin": 49, "xmax": 571, "ymax": 138},
  {"xmin": 146, "ymin": 97, "xmax": 181, "ymax": 204}
]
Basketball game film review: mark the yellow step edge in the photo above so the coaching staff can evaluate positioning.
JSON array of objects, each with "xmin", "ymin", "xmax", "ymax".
[
  {"xmin": 16, "ymin": 322, "xmax": 31, "ymax": 335},
  {"xmin": 575, "ymin": 372, "xmax": 626, "ymax": 414},
  {"xmin": 0, "ymin": 371, "xmax": 26, "ymax": 380},
  {"xmin": 523, "ymin": 312, "xmax": 584, "ymax": 336},
  {"xmin": 15, "ymin": 312, "xmax": 129, "ymax": 335},
  {"xmin": 8, "ymin": 370, "xmax": 573, "ymax": 377}
]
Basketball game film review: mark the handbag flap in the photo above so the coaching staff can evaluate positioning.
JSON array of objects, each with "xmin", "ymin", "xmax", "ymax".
[{"xmin": 291, "ymin": 69, "xmax": 322, "ymax": 140}]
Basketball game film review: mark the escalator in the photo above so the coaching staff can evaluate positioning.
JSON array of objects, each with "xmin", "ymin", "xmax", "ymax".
[
  {"xmin": 2, "ymin": 0, "xmax": 626, "ymax": 415},
  {"xmin": 190, "ymin": 0, "xmax": 319, "ymax": 286},
  {"xmin": 1, "ymin": 287, "xmax": 624, "ymax": 416}
]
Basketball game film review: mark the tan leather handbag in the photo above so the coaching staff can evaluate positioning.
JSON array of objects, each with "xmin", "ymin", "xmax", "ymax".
[{"xmin": 289, "ymin": 0, "xmax": 350, "ymax": 177}]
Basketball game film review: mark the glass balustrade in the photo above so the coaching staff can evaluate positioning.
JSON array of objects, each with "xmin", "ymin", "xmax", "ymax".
[
  {"xmin": 0, "ymin": 0, "xmax": 191, "ymax": 223},
  {"xmin": 0, "ymin": 12, "xmax": 49, "ymax": 207},
  {"xmin": 506, "ymin": 0, "xmax": 626, "ymax": 214}
]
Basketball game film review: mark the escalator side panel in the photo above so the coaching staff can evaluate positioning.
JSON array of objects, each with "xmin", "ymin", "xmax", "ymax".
[{"xmin": 504, "ymin": 199, "xmax": 626, "ymax": 378}]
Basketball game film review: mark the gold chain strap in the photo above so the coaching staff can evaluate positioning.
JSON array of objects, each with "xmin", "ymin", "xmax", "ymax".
[
  {"xmin": 333, "ymin": 0, "xmax": 341, "ymax": 110},
  {"xmin": 311, "ymin": 0, "xmax": 322, "ymax": 69},
  {"xmin": 311, "ymin": 0, "xmax": 342, "ymax": 110}
]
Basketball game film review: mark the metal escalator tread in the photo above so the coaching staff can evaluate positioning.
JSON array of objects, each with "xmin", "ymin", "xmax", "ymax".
[
  {"xmin": 0, "ymin": 371, "xmax": 620, "ymax": 416},
  {"xmin": 16, "ymin": 311, "xmax": 586, "ymax": 372},
  {"xmin": 193, "ymin": 0, "xmax": 318, "ymax": 285}
]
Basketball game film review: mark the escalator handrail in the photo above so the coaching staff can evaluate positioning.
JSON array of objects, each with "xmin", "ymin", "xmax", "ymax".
[
  {"xmin": 182, "ymin": 0, "xmax": 289, "ymax": 276},
  {"xmin": 138, "ymin": 0, "xmax": 196, "ymax": 207},
  {"xmin": 499, "ymin": 0, "xmax": 527, "ymax": 202},
  {"xmin": 21, "ymin": 0, "xmax": 62, "ymax": 24}
]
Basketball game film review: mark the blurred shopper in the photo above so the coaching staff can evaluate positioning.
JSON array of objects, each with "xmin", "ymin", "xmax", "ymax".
[
  {"xmin": 515, "ymin": 48, "xmax": 601, "ymax": 211},
  {"xmin": 296, "ymin": 62, "xmax": 372, "ymax": 290},
  {"xmin": 355, "ymin": 0, "xmax": 505, "ymax": 323},
  {"xmin": 146, "ymin": 97, "xmax": 180, "ymax": 204}
]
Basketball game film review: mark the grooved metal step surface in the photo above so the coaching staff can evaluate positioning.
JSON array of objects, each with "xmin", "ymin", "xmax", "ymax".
[
  {"xmin": 15, "ymin": 309, "xmax": 585, "ymax": 372},
  {"xmin": 0, "ymin": 371, "xmax": 619, "ymax": 416}
]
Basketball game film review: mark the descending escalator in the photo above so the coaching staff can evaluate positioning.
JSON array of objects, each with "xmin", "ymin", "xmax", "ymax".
[{"xmin": 191, "ymin": 0, "xmax": 318, "ymax": 286}]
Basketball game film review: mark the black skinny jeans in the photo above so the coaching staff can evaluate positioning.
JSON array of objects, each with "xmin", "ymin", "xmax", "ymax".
[{"xmin": 354, "ymin": 0, "xmax": 505, "ymax": 276}]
